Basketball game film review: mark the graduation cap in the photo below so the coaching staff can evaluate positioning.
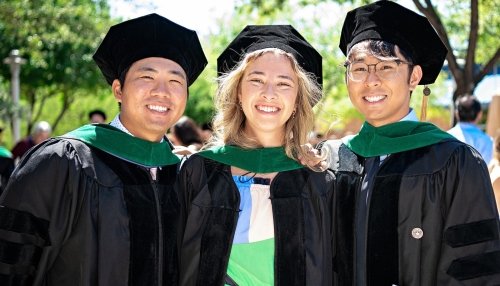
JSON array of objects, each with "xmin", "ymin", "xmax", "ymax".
[
  {"xmin": 217, "ymin": 25, "xmax": 322, "ymax": 87},
  {"xmin": 93, "ymin": 13, "xmax": 207, "ymax": 86},
  {"xmin": 339, "ymin": 0, "xmax": 447, "ymax": 86}
]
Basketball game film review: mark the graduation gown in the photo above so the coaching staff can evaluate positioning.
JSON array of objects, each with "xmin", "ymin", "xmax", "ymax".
[
  {"xmin": 177, "ymin": 153, "xmax": 335, "ymax": 286},
  {"xmin": 322, "ymin": 139, "xmax": 500, "ymax": 285},
  {"xmin": 0, "ymin": 147, "xmax": 14, "ymax": 195},
  {"xmin": 0, "ymin": 137, "xmax": 180, "ymax": 286}
]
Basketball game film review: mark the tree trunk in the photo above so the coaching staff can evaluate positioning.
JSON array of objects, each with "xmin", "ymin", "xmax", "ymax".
[{"xmin": 52, "ymin": 91, "xmax": 74, "ymax": 132}]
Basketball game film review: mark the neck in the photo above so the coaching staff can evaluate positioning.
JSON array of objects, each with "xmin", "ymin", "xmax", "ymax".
[{"xmin": 244, "ymin": 127, "xmax": 284, "ymax": 147}]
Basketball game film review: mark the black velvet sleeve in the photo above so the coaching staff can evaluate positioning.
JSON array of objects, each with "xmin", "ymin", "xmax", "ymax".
[
  {"xmin": 440, "ymin": 144, "xmax": 500, "ymax": 284},
  {"xmin": 0, "ymin": 139, "xmax": 85, "ymax": 286}
]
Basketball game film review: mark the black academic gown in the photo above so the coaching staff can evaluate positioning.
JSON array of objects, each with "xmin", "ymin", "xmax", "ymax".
[
  {"xmin": 0, "ymin": 138, "xmax": 180, "ymax": 286},
  {"xmin": 322, "ymin": 139, "xmax": 500, "ymax": 286},
  {"xmin": 0, "ymin": 155, "xmax": 14, "ymax": 195},
  {"xmin": 177, "ymin": 154, "xmax": 335, "ymax": 286}
]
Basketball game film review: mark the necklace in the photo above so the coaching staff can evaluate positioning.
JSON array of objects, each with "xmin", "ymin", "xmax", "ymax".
[{"xmin": 238, "ymin": 171, "xmax": 271, "ymax": 185}]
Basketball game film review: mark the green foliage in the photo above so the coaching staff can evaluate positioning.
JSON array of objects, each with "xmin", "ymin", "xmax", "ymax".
[
  {"xmin": 2, "ymin": 0, "xmax": 481, "ymax": 146},
  {"xmin": 0, "ymin": 0, "xmax": 114, "ymax": 142},
  {"xmin": 475, "ymin": 0, "xmax": 499, "ymax": 64},
  {"xmin": 440, "ymin": 0, "xmax": 499, "ymax": 64},
  {"xmin": 0, "ymin": 78, "xmax": 22, "ymax": 122},
  {"xmin": 184, "ymin": 68, "xmax": 217, "ymax": 126},
  {"xmin": 233, "ymin": 0, "xmax": 496, "ymax": 133},
  {"xmin": 230, "ymin": 0, "xmax": 381, "ymax": 135}
]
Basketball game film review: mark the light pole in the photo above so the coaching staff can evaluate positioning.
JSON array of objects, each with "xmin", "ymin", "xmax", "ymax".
[{"xmin": 3, "ymin": 49, "xmax": 26, "ymax": 143}]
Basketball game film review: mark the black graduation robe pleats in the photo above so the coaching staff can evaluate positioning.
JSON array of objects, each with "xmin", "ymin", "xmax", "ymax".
[
  {"xmin": 323, "ymin": 139, "xmax": 500, "ymax": 286},
  {"xmin": 0, "ymin": 138, "xmax": 180, "ymax": 286},
  {"xmin": 177, "ymin": 154, "xmax": 335, "ymax": 286}
]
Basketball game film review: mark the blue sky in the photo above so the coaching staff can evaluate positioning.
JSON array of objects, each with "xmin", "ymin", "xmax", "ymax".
[{"xmin": 109, "ymin": 0, "xmax": 235, "ymax": 35}]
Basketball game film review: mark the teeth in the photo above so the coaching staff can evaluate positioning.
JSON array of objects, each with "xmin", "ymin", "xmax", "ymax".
[
  {"xmin": 148, "ymin": 105, "xmax": 168, "ymax": 112},
  {"xmin": 256, "ymin": 105, "xmax": 279, "ymax": 112},
  {"xmin": 365, "ymin": 95, "xmax": 385, "ymax": 102}
]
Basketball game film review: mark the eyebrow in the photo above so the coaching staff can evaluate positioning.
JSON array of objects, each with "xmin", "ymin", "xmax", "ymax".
[
  {"xmin": 137, "ymin": 66, "xmax": 186, "ymax": 80},
  {"xmin": 247, "ymin": 71, "xmax": 295, "ymax": 81}
]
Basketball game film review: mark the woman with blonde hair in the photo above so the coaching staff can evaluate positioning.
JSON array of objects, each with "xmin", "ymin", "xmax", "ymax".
[{"xmin": 178, "ymin": 25, "xmax": 334, "ymax": 286}]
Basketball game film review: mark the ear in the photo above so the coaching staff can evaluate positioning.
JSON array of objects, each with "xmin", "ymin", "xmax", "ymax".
[
  {"xmin": 409, "ymin": 65, "xmax": 423, "ymax": 90},
  {"xmin": 112, "ymin": 79, "xmax": 123, "ymax": 102}
]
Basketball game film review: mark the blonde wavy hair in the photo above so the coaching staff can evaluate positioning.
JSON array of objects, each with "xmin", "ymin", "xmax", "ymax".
[{"xmin": 208, "ymin": 48, "xmax": 322, "ymax": 163}]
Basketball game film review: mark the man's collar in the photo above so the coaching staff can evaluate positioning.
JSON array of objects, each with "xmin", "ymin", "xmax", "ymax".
[
  {"xmin": 110, "ymin": 113, "xmax": 164, "ymax": 143},
  {"xmin": 401, "ymin": 108, "xmax": 418, "ymax": 122},
  {"xmin": 110, "ymin": 114, "xmax": 133, "ymax": 136}
]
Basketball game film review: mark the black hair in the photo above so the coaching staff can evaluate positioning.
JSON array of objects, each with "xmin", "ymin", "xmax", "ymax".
[
  {"xmin": 118, "ymin": 66, "xmax": 130, "ymax": 86},
  {"xmin": 455, "ymin": 95, "xmax": 481, "ymax": 122},
  {"xmin": 201, "ymin": 122, "xmax": 212, "ymax": 131},
  {"xmin": 172, "ymin": 117, "xmax": 203, "ymax": 146},
  {"xmin": 347, "ymin": 40, "xmax": 415, "ymax": 78},
  {"xmin": 88, "ymin": 109, "xmax": 107, "ymax": 121}
]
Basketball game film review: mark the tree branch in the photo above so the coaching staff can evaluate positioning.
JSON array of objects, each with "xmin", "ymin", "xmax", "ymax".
[
  {"xmin": 474, "ymin": 47, "xmax": 500, "ymax": 85},
  {"xmin": 52, "ymin": 89, "xmax": 74, "ymax": 131},
  {"xmin": 412, "ymin": 0, "xmax": 461, "ymax": 80},
  {"xmin": 464, "ymin": 0, "xmax": 478, "ymax": 85}
]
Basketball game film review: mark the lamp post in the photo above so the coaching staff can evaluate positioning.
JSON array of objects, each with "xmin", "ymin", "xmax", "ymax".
[{"xmin": 3, "ymin": 49, "xmax": 26, "ymax": 143}]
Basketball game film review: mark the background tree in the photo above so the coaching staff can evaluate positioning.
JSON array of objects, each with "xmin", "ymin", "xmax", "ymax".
[
  {"xmin": 0, "ymin": 0, "xmax": 115, "ymax": 141},
  {"xmin": 413, "ymin": 0, "xmax": 499, "ymax": 103},
  {"xmin": 233, "ymin": 0, "xmax": 454, "ymax": 135},
  {"xmin": 2, "ymin": 0, "xmax": 483, "ymax": 146},
  {"xmin": 245, "ymin": 0, "xmax": 500, "ymax": 103}
]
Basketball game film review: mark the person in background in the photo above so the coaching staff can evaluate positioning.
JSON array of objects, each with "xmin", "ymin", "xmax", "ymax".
[
  {"xmin": 448, "ymin": 94, "xmax": 493, "ymax": 163},
  {"xmin": 0, "ymin": 127, "xmax": 14, "ymax": 195},
  {"xmin": 178, "ymin": 25, "xmax": 334, "ymax": 286},
  {"xmin": 489, "ymin": 130, "xmax": 500, "ymax": 216},
  {"xmin": 0, "ymin": 13, "xmax": 206, "ymax": 286},
  {"xmin": 169, "ymin": 115, "xmax": 203, "ymax": 153},
  {"xmin": 305, "ymin": 1, "xmax": 500, "ymax": 285},
  {"xmin": 88, "ymin": 109, "xmax": 107, "ymax": 124},
  {"xmin": 200, "ymin": 121, "xmax": 213, "ymax": 143},
  {"xmin": 11, "ymin": 120, "xmax": 51, "ymax": 162}
]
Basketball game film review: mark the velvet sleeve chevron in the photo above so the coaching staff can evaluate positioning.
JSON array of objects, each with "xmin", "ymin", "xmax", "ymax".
[
  {"xmin": 0, "ymin": 138, "xmax": 86, "ymax": 286},
  {"xmin": 0, "ymin": 207, "xmax": 49, "ymax": 285},
  {"xmin": 440, "ymin": 144, "xmax": 500, "ymax": 284}
]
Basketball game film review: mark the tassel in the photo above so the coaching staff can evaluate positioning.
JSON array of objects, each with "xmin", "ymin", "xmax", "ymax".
[{"xmin": 420, "ymin": 85, "xmax": 431, "ymax": 121}]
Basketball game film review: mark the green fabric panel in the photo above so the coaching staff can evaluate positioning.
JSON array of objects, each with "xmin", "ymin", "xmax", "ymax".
[
  {"xmin": 197, "ymin": 145, "xmax": 302, "ymax": 173},
  {"xmin": 346, "ymin": 121, "xmax": 455, "ymax": 157},
  {"xmin": 0, "ymin": 146, "xmax": 12, "ymax": 158},
  {"xmin": 62, "ymin": 124, "xmax": 180, "ymax": 167},
  {"xmin": 226, "ymin": 238, "xmax": 275, "ymax": 286}
]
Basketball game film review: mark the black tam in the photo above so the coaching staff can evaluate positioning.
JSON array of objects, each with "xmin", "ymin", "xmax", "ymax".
[
  {"xmin": 217, "ymin": 25, "xmax": 322, "ymax": 88},
  {"xmin": 93, "ymin": 13, "xmax": 207, "ymax": 86}
]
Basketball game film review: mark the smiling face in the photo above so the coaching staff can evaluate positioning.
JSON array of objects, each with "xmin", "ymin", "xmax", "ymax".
[
  {"xmin": 238, "ymin": 52, "xmax": 299, "ymax": 146},
  {"xmin": 346, "ymin": 46, "xmax": 422, "ymax": 127},
  {"xmin": 112, "ymin": 57, "xmax": 188, "ymax": 142}
]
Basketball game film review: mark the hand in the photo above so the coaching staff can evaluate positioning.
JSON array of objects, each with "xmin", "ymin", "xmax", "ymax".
[{"xmin": 299, "ymin": 143, "xmax": 327, "ymax": 172}]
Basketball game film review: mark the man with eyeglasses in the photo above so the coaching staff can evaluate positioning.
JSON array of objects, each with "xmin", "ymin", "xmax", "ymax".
[{"xmin": 306, "ymin": 1, "xmax": 500, "ymax": 285}]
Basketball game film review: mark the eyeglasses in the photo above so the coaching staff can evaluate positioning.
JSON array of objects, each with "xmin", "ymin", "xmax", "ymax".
[{"xmin": 344, "ymin": 60, "xmax": 411, "ymax": 82}]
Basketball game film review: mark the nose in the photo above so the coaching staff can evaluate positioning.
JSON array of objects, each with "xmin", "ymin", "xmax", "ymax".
[
  {"xmin": 262, "ymin": 83, "xmax": 277, "ymax": 100},
  {"xmin": 152, "ymin": 80, "xmax": 170, "ymax": 97},
  {"xmin": 365, "ymin": 67, "xmax": 381, "ymax": 86}
]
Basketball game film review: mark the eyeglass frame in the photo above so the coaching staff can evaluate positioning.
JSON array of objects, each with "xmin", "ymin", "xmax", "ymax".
[{"xmin": 343, "ymin": 59, "xmax": 413, "ymax": 82}]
